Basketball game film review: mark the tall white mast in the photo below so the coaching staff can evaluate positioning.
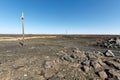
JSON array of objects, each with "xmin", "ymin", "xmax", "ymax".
[{"xmin": 21, "ymin": 12, "xmax": 24, "ymax": 43}]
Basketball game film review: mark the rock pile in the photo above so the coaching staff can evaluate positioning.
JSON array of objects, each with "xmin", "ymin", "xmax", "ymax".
[
  {"xmin": 97, "ymin": 37, "xmax": 120, "ymax": 48},
  {"xmin": 55, "ymin": 48, "xmax": 120, "ymax": 80}
]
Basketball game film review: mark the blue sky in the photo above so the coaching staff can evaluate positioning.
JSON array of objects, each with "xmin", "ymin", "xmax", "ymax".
[{"xmin": 0, "ymin": 0, "xmax": 120, "ymax": 34}]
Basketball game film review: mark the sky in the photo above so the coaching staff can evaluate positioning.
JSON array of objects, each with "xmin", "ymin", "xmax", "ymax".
[{"xmin": 0, "ymin": 0, "xmax": 120, "ymax": 34}]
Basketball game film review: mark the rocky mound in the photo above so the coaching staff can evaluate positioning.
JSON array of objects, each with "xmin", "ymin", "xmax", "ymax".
[
  {"xmin": 0, "ymin": 48, "xmax": 120, "ymax": 80},
  {"xmin": 96, "ymin": 37, "xmax": 120, "ymax": 49}
]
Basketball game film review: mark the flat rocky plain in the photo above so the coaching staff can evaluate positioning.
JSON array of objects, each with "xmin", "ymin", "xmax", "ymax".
[{"xmin": 0, "ymin": 35, "xmax": 120, "ymax": 80}]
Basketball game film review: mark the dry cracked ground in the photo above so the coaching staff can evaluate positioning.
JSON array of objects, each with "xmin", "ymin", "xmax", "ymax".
[{"xmin": 0, "ymin": 35, "xmax": 120, "ymax": 80}]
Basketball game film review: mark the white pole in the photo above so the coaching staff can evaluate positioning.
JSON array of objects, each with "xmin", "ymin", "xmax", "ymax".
[{"xmin": 21, "ymin": 12, "xmax": 24, "ymax": 43}]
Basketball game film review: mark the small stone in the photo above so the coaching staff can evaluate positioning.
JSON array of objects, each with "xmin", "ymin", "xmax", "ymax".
[
  {"xmin": 78, "ymin": 57, "xmax": 88, "ymax": 64},
  {"xmin": 63, "ymin": 55, "xmax": 73, "ymax": 62},
  {"xmin": 86, "ymin": 51, "xmax": 96, "ymax": 60},
  {"xmin": 81, "ymin": 66, "xmax": 89, "ymax": 72},
  {"xmin": 6, "ymin": 50, "xmax": 11, "ymax": 53},
  {"xmin": 98, "ymin": 70, "xmax": 108, "ymax": 79},
  {"xmin": 24, "ymin": 74, "xmax": 27, "ymax": 77},
  {"xmin": 104, "ymin": 50, "xmax": 115, "ymax": 57},
  {"xmin": 72, "ymin": 48, "xmax": 81, "ymax": 53},
  {"xmin": 108, "ymin": 38, "xmax": 115, "ymax": 43},
  {"xmin": 81, "ymin": 60, "xmax": 90, "ymax": 66},
  {"xmin": 98, "ymin": 59, "xmax": 106, "ymax": 66},
  {"xmin": 70, "ymin": 63, "xmax": 79, "ymax": 68},
  {"xmin": 57, "ymin": 72, "xmax": 64, "ymax": 78},
  {"xmin": 90, "ymin": 61, "xmax": 101, "ymax": 70},
  {"xmin": 44, "ymin": 69, "xmax": 55, "ymax": 78},
  {"xmin": 70, "ymin": 54, "xmax": 77, "ymax": 59},
  {"xmin": 44, "ymin": 60, "xmax": 53, "ymax": 69},
  {"xmin": 39, "ymin": 76, "xmax": 45, "ymax": 80}
]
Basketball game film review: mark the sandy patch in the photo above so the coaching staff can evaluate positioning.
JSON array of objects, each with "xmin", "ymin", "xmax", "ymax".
[{"xmin": 0, "ymin": 36, "xmax": 56, "ymax": 41}]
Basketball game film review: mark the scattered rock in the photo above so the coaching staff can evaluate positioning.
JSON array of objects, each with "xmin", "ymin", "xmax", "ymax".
[
  {"xmin": 97, "ymin": 37, "xmax": 120, "ymax": 49},
  {"xmin": 105, "ymin": 61, "xmax": 120, "ymax": 70},
  {"xmin": 104, "ymin": 50, "xmax": 115, "ymax": 57},
  {"xmin": 98, "ymin": 70, "xmax": 108, "ymax": 79},
  {"xmin": 0, "ymin": 46, "xmax": 119, "ymax": 80}
]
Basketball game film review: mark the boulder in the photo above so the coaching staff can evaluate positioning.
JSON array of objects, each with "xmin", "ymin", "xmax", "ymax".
[{"xmin": 104, "ymin": 50, "xmax": 115, "ymax": 57}]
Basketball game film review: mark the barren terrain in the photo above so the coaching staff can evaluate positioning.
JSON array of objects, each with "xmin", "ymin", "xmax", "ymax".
[{"xmin": 0, "ymin": 35, "xmax": 120, "ymax": 80}]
